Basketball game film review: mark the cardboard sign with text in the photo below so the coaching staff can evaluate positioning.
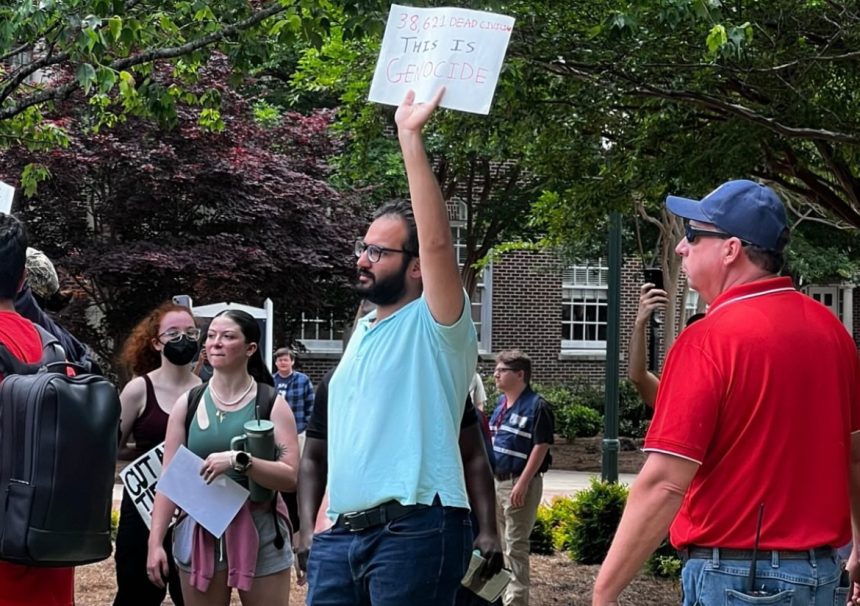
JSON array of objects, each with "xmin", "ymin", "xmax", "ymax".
[
  {"xmin": 368, "ymin": 5, "xmax": 515, "ymax": 115},
  {"xmin": 119, "ymin": 442, "xmax": 165, "ymax": 529}
]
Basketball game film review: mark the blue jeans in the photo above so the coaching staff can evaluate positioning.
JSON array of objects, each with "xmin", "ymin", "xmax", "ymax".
[
  {"xmin": 681, "ymin": 548, "xmax": 848, "ymax": 605},
  {"xmin": 306, "ymin": 505, "xmax": 472, "ymax": 606}
]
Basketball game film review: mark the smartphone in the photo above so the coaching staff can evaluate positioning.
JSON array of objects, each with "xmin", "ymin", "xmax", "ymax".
[
  {"xmin": 172, "ymin": 294, "xmax": 193, "ymax": 309},
  {"xmin": 643, "ymin": 268, "xmax": 664, "ymax": 291}
]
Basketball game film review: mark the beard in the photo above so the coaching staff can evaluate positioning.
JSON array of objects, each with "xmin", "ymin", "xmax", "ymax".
[{"xmin": 355, "ymin": 263, "xmax": 409, "ymax": 306}]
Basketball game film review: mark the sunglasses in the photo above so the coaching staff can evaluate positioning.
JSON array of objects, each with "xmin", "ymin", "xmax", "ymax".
[{"xmin": 684, "ymin": 221, "xmax": 748, "ymax": 245}]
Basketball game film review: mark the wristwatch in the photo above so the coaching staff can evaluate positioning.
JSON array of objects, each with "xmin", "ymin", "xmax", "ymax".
[{"xmin": 232, "ymin": 451, "xmax": 253, "ymax": 474}]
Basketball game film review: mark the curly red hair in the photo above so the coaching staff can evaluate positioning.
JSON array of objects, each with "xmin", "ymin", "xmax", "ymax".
[{"xmin": 118, "ymin": 302, "xmax": 195, "ymax": 377}]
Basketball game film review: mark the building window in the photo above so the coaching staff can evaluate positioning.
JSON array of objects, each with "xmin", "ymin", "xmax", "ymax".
[
  {"xmin": 298, "ymin": 312, "xmax": 345, "ymax": 354},
  {"xmin": 451, "ymin": 218, "xmax": 492, "ymax": 353},
  {"xmin": 562, "ymin": 261, "xmax": 608, "ymax": 351}
]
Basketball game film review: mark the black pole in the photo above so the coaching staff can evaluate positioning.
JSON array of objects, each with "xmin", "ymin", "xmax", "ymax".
[
  {"xmin": 602, "ymin": 212, "xmax": 622, "ymax": 483},
  {"xmin": 648, "ymin": 315, "xmax": 658, "ymax": 372}
]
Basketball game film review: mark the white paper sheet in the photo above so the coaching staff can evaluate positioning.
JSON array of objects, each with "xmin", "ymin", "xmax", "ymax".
[
  {"xmin": 156, "ymin": 445, "xmax": 249, "ymax": 538},
  {"xmin": 368, "ymin": 5, "xmax": 515, "ymax": 115},
  {"xmin": 0, "ymin": 181, "xmax": 15, "ymax": 215}
]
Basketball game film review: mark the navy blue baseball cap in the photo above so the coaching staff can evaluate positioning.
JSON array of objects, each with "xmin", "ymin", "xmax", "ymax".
[{"xmin": 666, "ymin": 180, "xmax": 788, "ymax": 251}]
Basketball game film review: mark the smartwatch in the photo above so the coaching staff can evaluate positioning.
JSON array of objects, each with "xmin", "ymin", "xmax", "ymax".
[{"xmin": 233, "ymin": 451, "xmax": 253, "ymax": 474}]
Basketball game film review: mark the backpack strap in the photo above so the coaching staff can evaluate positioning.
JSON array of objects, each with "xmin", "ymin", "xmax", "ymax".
[
  {"xmin": 0, "ymin": 324, "xmax": 65, "ymax": 376},
  {"xmin": 34, "ymin": 324, "xmax": 66, "ymax": 366},
  {"xmin": 184, "ymin": 383, "xmax": 208, "ymax": 437}
]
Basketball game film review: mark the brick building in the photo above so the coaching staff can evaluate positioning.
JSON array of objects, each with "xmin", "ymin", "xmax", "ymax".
[{"xmin": 295, "ymin": 244, "xmax": 860, "ymax": 388}]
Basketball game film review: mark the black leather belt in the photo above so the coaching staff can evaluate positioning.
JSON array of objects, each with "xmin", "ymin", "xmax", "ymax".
[
  {"xmin": 334, "ymin": 501, "xmax": 428, "ymax": 533},
  {"xmin": 679, "ymin": 546, "xmax": 834, "ymax": 562}
]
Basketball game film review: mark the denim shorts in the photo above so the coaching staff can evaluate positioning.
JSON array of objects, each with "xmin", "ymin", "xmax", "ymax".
[
  {"xmin": 173, "ymin": 508, "xmax": 293, "ymax": 577},
  {"xmin": 681, "ymin": 548, "xmax": 847, "ymax": 605}
]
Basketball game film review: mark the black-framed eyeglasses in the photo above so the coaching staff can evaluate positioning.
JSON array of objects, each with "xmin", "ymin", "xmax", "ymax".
[
  {"xmin": 158, "ymin": 328, "xmax": 201, "ymax": 343},
  {"xmin": 354, "ymin": 240, "xmax": 416, "ymax": 264},
  {"xmin": 684, "ymin": 221, "xmax": 735, "ymax": 245},
  {"xmin": 494, "ymin": 367, "xmax": 516, "ymax": 374}
]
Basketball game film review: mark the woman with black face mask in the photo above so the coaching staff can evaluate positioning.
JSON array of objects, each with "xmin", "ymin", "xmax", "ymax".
[{"xmin": 114, "ymin": 302, "xmax": 203, "ymax": 606}]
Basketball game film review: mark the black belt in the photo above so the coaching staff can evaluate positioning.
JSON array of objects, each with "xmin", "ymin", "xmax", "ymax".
[
  {"xmin": 494, "ymin": 472, "xmax": 519, "ymax": 482},
  {"xmin": 333, "ymin": 501, "xmax": 428, "ymax": 533},
  {"xmin": 679, "ymin": 546, "xmax": 835, "ymax": 562}
]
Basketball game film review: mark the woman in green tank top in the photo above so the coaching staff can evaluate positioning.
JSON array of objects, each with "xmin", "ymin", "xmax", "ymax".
[{"xmin": 146, "ymin": 310, "xmax": 300, "ymax": 606}]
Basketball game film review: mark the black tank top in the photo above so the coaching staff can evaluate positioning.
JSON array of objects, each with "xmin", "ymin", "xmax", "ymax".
[{"xmin": 132, "ymin": 374, "xmax": 171, "ymax": 452}]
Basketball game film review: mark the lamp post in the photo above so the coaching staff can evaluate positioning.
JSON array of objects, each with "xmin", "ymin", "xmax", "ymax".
[{"xmin": 602, "ymin": 211, "xmax": 622, "ymax": 483}]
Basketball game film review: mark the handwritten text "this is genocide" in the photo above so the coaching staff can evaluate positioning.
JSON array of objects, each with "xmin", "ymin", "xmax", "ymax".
[{"xmin": 385, "ymin": 11, "xmax": 512, "ymax": 85}]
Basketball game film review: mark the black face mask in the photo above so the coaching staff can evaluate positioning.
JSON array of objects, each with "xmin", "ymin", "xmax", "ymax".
[{"xmin": 163, "ymin": 336, "xmax": 198, "ymax": 366}]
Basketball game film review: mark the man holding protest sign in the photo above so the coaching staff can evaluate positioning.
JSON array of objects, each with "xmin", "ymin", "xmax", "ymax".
[{"xmin": 296, "ymin": 87, "xmax": 503, "ymax": 605}]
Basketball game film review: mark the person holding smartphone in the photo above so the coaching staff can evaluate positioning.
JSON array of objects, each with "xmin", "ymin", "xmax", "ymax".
[{"xmin": 627, "ymin": 272, "xmax": 669, "ymax": 407}]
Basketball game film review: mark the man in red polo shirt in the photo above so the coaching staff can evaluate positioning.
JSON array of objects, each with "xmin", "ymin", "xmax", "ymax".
[
  {"xmin": 592, "ymin": 180, "xmax": 860, "ymax": 605},
  {"xmin": 0, "ymin": 214, "xmax": 74, "ymax": 606}
]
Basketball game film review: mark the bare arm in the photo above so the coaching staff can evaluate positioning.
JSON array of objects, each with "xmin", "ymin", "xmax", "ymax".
[
  {"xmin": 459, "ymin": 421, "xmax": 503, "ymax": 576},
  {"xmin": 509, "ymin": 443, "xmax": 550, "ymax": 508},
  {"xmin": 296, "ymin": 436, "xmax": 328, "ymax": 574},
  {"xmin": 628, "ymin": 284, "xmax": 668, "ymax": 407},
  {"xmin": 395, "ymin": 88, "xmax": 464, "ymax": 326},
  {"xmin": 117, "ymin": 376, "xmax": 146, "ymax": 460},
  {"xmin": 244, "ymin": 395, "xmax": 299, "ymax": 492},
  {"xmin": 592, "ymin": 452, "xmax": 699, "ymax": 605},
  {"xmin": 146, "ymin": 393, "xmax": 188, "ymax": 588}
]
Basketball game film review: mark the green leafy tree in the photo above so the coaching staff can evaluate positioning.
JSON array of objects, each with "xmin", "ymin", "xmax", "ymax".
[{"xmin": 0, "ymin": 0, "xmax": 388, "ymax": 149}]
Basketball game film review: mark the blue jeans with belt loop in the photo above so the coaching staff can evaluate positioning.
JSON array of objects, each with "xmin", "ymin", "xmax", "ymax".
[
  {"xmin": 306, "ymin": 504, "xmax": 472, "ymax": 606},
  {"xmin": 681, "ymin": 547, "xmax": 847, "ymax": 605}
]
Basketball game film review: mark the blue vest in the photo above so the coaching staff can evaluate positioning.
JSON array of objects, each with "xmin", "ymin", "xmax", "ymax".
[{"xmin": 490, "ymin": 388, "xmax": 543, "ymax": 476}]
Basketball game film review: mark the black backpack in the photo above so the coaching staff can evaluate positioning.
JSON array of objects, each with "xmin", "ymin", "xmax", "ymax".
[
  {"xmin": 185, "ymin": 381, "xmax": 286, "ymax": 549},
  {"xmin": 0, "ymin": 325, "xmax": 121, "ymax": 566}
]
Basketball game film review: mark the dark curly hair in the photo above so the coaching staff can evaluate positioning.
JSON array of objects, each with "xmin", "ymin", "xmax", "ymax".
[{"xmin": 118, "ymin": 302, "xmax": 195, "ymax": 377}]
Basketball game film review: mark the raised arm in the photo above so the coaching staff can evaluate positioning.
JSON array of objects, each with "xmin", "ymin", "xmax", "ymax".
[
  {"xmin": 628, "ymin": 283, "xmax": 667, "ymax": 407},
  {"xmin": 395, "ymin": 88, "xmax": 463, "ymax": 325}
]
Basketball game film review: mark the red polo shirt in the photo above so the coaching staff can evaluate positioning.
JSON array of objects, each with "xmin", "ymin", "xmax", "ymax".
[
  {"xmin": 645, "ymin": 277, "xmax": 860, "ymax": 550},
  {"xmin": 0, "ymin": 311, "xmax": 74, "ymax": 606}
]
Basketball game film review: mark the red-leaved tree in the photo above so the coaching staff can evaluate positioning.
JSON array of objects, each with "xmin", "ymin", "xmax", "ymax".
[{"xmin": 0, "ymin": 57, "xmax": 364, "ymax": 376}]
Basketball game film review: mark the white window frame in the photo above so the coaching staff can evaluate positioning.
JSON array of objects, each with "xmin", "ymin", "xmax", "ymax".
[
  {"xmin": 451, "ymin": 206, "xmax": 492, "ymax": 353},
  {"xmin": 562, "ymin": 260, "xmax": 609, "ymax": 353},
  {"xmin": 297, "ymin": 312, "xmax": 345, "ymax": 355}
]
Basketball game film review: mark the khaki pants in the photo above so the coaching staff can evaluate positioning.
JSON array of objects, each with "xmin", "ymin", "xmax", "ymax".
[{"xmin": 495, "ymin": 475, "xmax": 543, "ymax": 606}]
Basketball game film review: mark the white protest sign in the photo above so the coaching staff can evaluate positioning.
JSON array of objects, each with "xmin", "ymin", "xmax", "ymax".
[
  {"xmin": 157, "ymin": 445, "xmax": 249, "ymax": 538},
  {"xmin": 0, "ymin": 181, "xmax": 15, "ymax": 215},
  {"xmin": 368, "ymin": 5, "xmax": 515, "ymax": 115},
  {"xmin": 119, "ymin": 442, "xmax": 166, "ymax": 529}
]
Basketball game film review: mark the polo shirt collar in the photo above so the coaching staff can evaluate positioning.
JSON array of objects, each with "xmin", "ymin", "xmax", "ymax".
[{"xmin": 707, "ymin": 276, "xmax": 795, "ymax": 317}]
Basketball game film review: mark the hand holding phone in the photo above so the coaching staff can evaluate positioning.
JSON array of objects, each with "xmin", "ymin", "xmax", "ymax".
[{"xmin": 643, "ymin": 268, "xmax": 664, "ymax": 292}]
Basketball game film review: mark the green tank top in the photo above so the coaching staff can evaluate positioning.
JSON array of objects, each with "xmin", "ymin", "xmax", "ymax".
[{"xmin": 187, "ymin": 387, "xmax": 256, "ymax": 487}]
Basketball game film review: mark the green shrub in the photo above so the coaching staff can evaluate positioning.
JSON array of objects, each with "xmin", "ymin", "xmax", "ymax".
[
  {"xmin": 645, "ymin": 538, "xmax": 682, "ymax": 578},
  {"xmin": 563, "ymin": 478, "xmax": 628, "ymax": 564},
  {"xmin": 111, "ymin": 509, "xmax": 120, "ymax": 541},
  {"xmin": 483, "ymin": 374, "xmax": 500, "ymax": 415},
  {"xmin": 557, "ymin": 404, "xmax": 602, "ymax": 440},
  {"xmin": 529, "ymin": 504, "xmax": 555, "ymax": 555}
]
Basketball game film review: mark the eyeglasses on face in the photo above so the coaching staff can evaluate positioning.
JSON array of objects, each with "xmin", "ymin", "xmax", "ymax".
[
  {"xmin": 494, "ymin": 367, "xmax": 516, "ymax": 375},
  {"xmin": 158, "ymin": 328, "xmax": 201, "ymax": 343},
  {"xmin": 684, "ymin": 221, "xmax": 734, "ymax": 245},
  {"xmin": 354, "ymin": 240, "xmax": 415, "ymax": 264}
]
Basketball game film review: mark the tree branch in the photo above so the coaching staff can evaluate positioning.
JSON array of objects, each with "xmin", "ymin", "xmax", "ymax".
[{"xmin": 0, "ymin": 2, "xmax": 286, "ymax": 121}]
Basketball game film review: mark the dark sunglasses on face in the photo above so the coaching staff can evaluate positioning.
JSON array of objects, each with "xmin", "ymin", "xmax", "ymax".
[{"xmin": 684, "ymin": 221, "xmax": 745, "ymax": 245}]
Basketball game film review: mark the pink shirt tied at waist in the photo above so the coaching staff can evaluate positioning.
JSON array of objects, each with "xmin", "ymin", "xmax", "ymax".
[{"xmin": 189, "ymin": 496, "xmax": 290, "ymax": 592}]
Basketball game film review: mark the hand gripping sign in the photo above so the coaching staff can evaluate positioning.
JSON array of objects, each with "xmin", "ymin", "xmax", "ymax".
[{"xmin": 368, "ymin": 5, "xmax": 515, "ymax": 115}]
